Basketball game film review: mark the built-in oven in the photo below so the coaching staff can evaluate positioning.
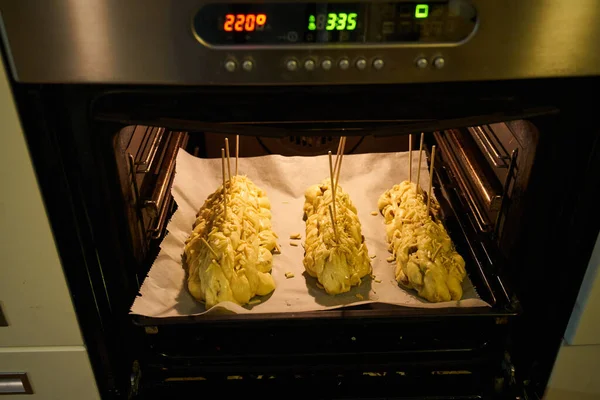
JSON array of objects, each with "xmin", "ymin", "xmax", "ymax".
[{"xmin": 2, "ymin": 1, "xmax": 600, "ymax": 399}]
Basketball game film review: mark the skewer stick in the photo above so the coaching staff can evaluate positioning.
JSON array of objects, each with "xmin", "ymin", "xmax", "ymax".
[
  {"xmin": 328, "ymin": 205, "xmax": 339, "ymax": 242},
  {"xmin": 334, "ymin": 137, "xmax": 346, "ymax": 189},
  {"xmin": 334, "ymin": 137, "xmax": 344, "ymax": 177},
  {"xmin": 416, "ymin": 132, "xmax": 425, "ymax": 191},
  {"xmin": 224, "ymin": 138, "xmax": 232, "ymax": 181},
  {"xmin": 235, "ymin": 135, "xmax": 240, "ymax": 176},
  {"xmin": 201, "ymin": 237, "xmax": 219, "ymax": 259},
  {"xmin": 328, "ymin": 151, "xmax": 337, "ymax": 222},
  {"xmin": 409, "ymin": 134, "xmax": 413, "ymax": 183},
  {"xmin": 221, "ymin": 148, "xmax": 227, "ymax": 219},
  {"xmin": 427, "ymin": 145, "xmax": 437, "ymax": 215}
]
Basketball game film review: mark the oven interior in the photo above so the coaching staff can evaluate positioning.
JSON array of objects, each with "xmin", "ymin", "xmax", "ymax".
[
  {"xmin": 111, "ymin": 117, "xmax": 537, "ymax": 397},
  {"xmin": 117, "ymin": 121, "xmax": 535, "ymax": 303}
]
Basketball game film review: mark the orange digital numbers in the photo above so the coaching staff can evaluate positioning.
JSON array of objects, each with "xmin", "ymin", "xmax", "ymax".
[
  {"xmin": 244, "ymin": 14, "xmax": 256, "ymax": 31},
  {"xmin": 224, "ymin": 14, "xmax": 235, "ymax": 32},
  {"xmin": 223, "ymin": 13, "xmax": 267, "ymax": 32},
  {"xmin": 234, "ymin": 14, "xmax": 245, "ymax": 31},
  {"xmin": 256, "ymin": 14, "xmax": 267, "ymax": 27}
]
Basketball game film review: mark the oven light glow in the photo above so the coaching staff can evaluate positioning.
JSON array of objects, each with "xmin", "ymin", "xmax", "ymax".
[{"xmin": 415, "ymin": 4, "xmax": 429, "ymax": 18}]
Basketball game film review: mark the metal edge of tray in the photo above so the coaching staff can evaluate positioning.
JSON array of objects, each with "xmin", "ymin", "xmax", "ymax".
[{"xmin": 131, "ymin": 304, "xmax": 517, "ymax": 327}]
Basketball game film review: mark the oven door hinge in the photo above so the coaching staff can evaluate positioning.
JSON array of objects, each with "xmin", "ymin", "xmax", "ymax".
[
  {"xmin": 499, "ymin": 352, "xmax": 532, "ymax": 400},
  {"xmin": 128, "ymin": 360, "xmax": 141, "ymax": 399}
]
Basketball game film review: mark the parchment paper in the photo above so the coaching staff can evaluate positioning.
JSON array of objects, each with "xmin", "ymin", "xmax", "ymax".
[{"xmin": 131, "ymin": 149, "xmax": 490, "ymax": 317}]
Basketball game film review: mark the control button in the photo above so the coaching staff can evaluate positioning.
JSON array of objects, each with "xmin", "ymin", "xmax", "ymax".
[
  {"xmin": 338, "ymin": 59, "xmax": 350, "ymax": 70},
  {"xmin": 373, "ymin": 58, "xmax": 384, "ymax": 70},
  {"xmin": 286, "ymin": 59, "xmax": 298, "ymax": 72},
  {"xmin": 415, "ymin": 57, "xmax": 428, "ymax": 69},
  {"xmin": 321, "ymin": 59, "xmax": 333, "ymax": 71},
  {"xmin": 433, "ymin": 57, "xmax": 445, "ymax": 69},
  {"xmin": 356, "ymin": 58, "xmax": 367, "ymax": 70},
  {"xmin": 224, "ymin": 60, "xmax": 237, "ymax": 72},
  {"xmin": 242, "ymin": 60, "xmax": 254, "ymax": 72},
  {"xmin": 304, "ymin": 59, "xmax": 316, "ymax": 71}
]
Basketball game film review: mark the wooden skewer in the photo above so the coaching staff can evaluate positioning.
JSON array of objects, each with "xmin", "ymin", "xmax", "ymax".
[
  {"xmin": 408, "ymin": 134, "xmax": 413, "ymax": 183},
  {"xmin": 334, "ymin": 137, "xmax": 346, "ymax": 189},
  {"xmin": 328, "ymin": 204, "xmax": 339, "ymax": 242},
  {"xmin": 224, "ymin": 138, "xmax": 232, "ymax": 181},
  {"xmin": 221, "ymin": 148, "xmax": 227, "ymax": 219},
  {"xmin": 328, "ymin": 151, "xmax": 337, "ymax": 222},
  {"xmin": 416, "ymin": 132, "xmax": 425, "ymax": 191},
  {"xmin": 201, "ymin": 237, "xmax": 219, "ymax": 259},
  {"xmin": 235, "ymin": 135, "xmax": 240, "ymax": 176},
  {"xmin": 334, "ymin": 137, "xmax": 344, "ymax": 177},
  {"xmin": 427, "ymin": 145, "xmax": 437, "ymax": 215}
]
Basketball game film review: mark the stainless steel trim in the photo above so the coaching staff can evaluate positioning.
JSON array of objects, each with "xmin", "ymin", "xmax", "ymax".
[
  {"xmin": 494, "ymin": 149, "xmax": 518, "ymax": 238},
  {"xmin": 435, "ymin": 131, "xmax": 491, "ymax": 232},
  {"xmin": 146, "ymin": 132, "xmax": 188, "ymax": 238},
  {"xmin": 136, "ymin": 127, "xmax": 165, "ymax": 173},
  {"xmin": 1, "ymin": 0, "xmax": 599, "ymax": 84},
  {"xmin": 445, "ymin": 129, "xmax": 502, "ymax": 211},
  {"xmin": 144, "ymin": 132, "xmax": 184, "ymax": 217},
  {"xmin": 0, "ymin": 373, "xmax": 33, "ymax": 394},
  {"xmin": 468, "ymin": 126, "xmax": 509, "ymax": 168}
]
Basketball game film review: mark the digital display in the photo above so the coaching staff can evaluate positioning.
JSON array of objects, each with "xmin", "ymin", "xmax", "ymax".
[
  {"xmin": 193, "ymin": 1, "xmax": 477, "ymax": 46},
  {"xmin": 224, "ymin": 14, "xmax": 267, "ymax": 32},
  {"xmin": 308, "ymin": 13, "xmax": 359, "ymax": 31}
]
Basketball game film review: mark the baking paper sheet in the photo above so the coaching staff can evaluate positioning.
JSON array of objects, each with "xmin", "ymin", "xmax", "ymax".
[{"xmin": 131, "ymin": 149, "xmax": 490, "ymax": 317}]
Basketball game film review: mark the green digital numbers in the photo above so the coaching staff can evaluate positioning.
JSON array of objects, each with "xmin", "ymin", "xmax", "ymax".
[
  {"xmin": 415, "ymin": 4, "xmax": 429, "ymax": 18},
  {"xmin": 310, "ymin": 12, "xmax": 359, "ymax": 31},
  {"xmin": 347, "ymin": 13, "xmax": 357, "ymax": 30},
  {"xmin": 308, "ymin": 14, "xmax": 316, "ymax": 30},
  {"xmin": 336, "ymin": 13, "xmax": 348, "ymax": 30},
  {"xmin": 326, "ymin": 13, "xmax": 337, "ymax": 30}
]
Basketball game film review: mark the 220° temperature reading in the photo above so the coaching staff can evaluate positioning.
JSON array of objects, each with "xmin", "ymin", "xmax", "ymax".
[
  {"xmin": 224, "ymin": 14, "xmax": 267, "ymax": 32},
  {"xmin": 308, "ymin": 13, "xmax": 358, "ymax": 31}
]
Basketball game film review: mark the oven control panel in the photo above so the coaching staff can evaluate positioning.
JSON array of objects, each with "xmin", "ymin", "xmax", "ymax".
[
  {"xmin": 193, "ymin": 2, "xmax": 477, "ymax": 47},
  {"xmin": 3, "ymin": 0, "xmax": 600, "ymax": 85},
  {"xmin": 192, "ymin": 1, "xmax": 470, "ymax": 84}
]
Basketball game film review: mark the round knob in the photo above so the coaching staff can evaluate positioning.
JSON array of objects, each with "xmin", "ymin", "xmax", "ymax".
[
  {"xmin": 304, "ymin": 59, "xmax": 316, "ymax": 71},
  {"xmin": 373, "ymin": 58, "xmax": 384, "ymax": 70},
  {"xmin": 415, "ymin": 57, "xmax": 428, "ymax": 69},
  {"xmin": 321, "ymin": 59, "xmax": 332, "ymax": 71},
  {"xmin": 224, "ymin": 60, "xmax": 237, "ymax": 72},
  {"xmin": 338, "ymin": 59, "xmax": 350, "ymax": 70},
  {"xmin": 433, "ymin": 57, "xmax": 445, "ymax": 69},
  {"xmin": 286, "ymin": 59, "xmax": 298, "ymax": 72},
  {"xmin": 242, "ymin": 60, "xmax": 254, "ymax": 72},
  {"xmin": 356, "ymin": 58, "xmax": 367, "ymax": 70}
]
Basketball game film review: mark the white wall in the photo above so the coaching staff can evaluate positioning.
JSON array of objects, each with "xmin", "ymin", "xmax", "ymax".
[{"xmin": 545, "ymin": 233, "xmax": 600, "ymax": 399}]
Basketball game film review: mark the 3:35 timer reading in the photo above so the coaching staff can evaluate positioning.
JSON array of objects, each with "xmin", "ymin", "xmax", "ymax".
[{"xmin": 308, "ymin": 13, "xmax": 358, "ymax": 31}]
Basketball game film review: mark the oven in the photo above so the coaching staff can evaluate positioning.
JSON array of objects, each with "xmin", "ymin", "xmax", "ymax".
[{"xmin": 2, "ymin": 1, "xmax": 600, "ymax": 399}]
